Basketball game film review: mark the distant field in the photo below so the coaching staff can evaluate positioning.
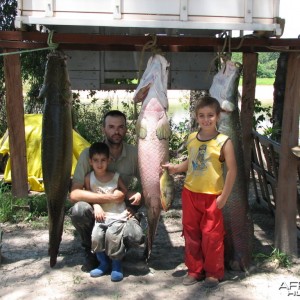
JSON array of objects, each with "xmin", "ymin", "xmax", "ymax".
[
  {"xmin": 256, "ymin": 78, "xmax": 275, "ymax": 85},
  {"xmin": 239, "ymin": 78, "xmax": 275, "ymax": 86}
]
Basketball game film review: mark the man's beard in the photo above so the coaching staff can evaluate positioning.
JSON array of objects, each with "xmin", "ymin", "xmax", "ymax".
[{"xmin": 107, "ymin": 135, "xmax": 123, "ymax": 145}]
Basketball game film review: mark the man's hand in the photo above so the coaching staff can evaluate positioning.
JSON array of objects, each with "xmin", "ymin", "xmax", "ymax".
[
  {"xmin": 128, "ymin": 192, "xmax": 141, "ymax": 206},
  {"xmin": 126, "ymin": 207, "xmax": 136, "ymax": 219},
  {"xmin": 112, "ymin": 189, "xmax": 126, "ymax": 203},
  {"xmin": 93, "ymin": 204, "xmax": 105, "ymax": 222}
]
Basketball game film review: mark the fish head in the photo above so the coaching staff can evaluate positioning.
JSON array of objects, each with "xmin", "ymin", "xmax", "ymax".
[
  {"xmin": 39, "ymin": 51, "xmax": 72, "ymax": 104},
  {"xmin": 133, "ymin": 54, "xmax": 169, "ymax": 111},
  {"xmin": 209, "ymin": 60, "xmax": 242, "ymax": 110}
]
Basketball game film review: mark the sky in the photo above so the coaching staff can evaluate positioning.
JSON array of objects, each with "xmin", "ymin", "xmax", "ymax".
[{"xmin": 279, "ymin": 0, "xmax": 300, "ymax": 38}]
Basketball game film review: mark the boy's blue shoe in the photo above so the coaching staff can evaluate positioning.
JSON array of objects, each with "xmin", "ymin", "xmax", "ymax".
[
  {"xmin": 111, "ymin": 259, "xmax": 123, "ymax": 282},
  {"xmin": 90, "ymin": 252, "xmax": 109, "ymax": 277}
]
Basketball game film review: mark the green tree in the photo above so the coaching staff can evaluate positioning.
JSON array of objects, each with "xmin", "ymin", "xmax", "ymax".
[{"xmin": 232, "ymin": 52, "xmax": 279, "ymax": 78}]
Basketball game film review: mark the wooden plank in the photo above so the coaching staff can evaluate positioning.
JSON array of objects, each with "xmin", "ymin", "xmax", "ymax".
[
  {"xmin": 241, "ymin": 53, "xmax": 258, "ymax": 190},
  {"xmin": 275, "ymin": 53, "xmax": 300, "ymax": 257},
  {"xmin": 3, "ymin": 51, "xmax": 28, "ymax": 198},
  {"xmin": 170, "ymin": 70, "xmax": 212, "ymax": 89},
  {"xmin": 252, "ymin": 130, "xmax": 281, "ymax": 152},
  {"xmin": 0, "ymin": 32, "xmax": 300, "ymax": 52}
]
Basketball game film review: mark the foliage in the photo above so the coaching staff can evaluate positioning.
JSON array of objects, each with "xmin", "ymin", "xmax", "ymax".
[
  {"xmin": 254, "ymin": 247, "xmax": 292, "ymax": 269},
  {"xmin": 72, "ymin": 91, "xmax": 139, "ymax": 145},
  {"xmin": 0, "ymin": 0, "xmax": 17, "ymax": 31},
  {"xmin": 255, "ymin": 78, "xmax": 274, "ymax": 85},
  {"xmin": 72, "ymin": 91, "xmax": 112, "ymax": 144},
  {"xmin": 0, "ymin": 181, "xmax": 39, "ymax": 223},
  {"xmin": 240, "ymin": 78, "xmax": 274, "ymax": 86},
  {"xmin": 168, "ymin": 92, "xmax": 190, "ymax": 162},
  {"xmin": 22, "ymin": 51, "xmax": 49, "ymax": 114},
  {"xmin": 232, "ymin": 52, "xmax": 279, "ymax": 79},
  {"xmin": 253, "ymin": 98, "xmax": 272, "ymax": 131},
  {"xmin": 169, "ymin": 119, "xmax": 189, "ymax": 162},
  {"xmin": 0, "ymin": 180, "xmax": 72, "ymax": 223},
  {"xmin": 262, "ymin": 124, "xmax": 281, "ymax": 140},
  {"xmin": 252, "ymin": 99, "xmax": 282, "ymax": 138}
]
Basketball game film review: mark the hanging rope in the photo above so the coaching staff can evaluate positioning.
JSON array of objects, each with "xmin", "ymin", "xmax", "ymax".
[
  {"xmin": 133, "ymin": 34, "xmax": 163, "ymax": 120},
  {"xmin": 0, "ymin": 30, "xmax": 59, "ymax": 57},
  {"xmin": 206, "ymin": 32, "xmax": 232, "ymax": 80},
  {"xmin": 137, "ymin": 34, "xmax": 161, "ymax": 84}
]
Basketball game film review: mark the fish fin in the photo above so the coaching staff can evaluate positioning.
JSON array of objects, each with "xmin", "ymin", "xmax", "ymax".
[
  {"xmin": 49, "ymin": 245, "xmax": 59, "ymax": 267},
  {"xmin": 156, "ymin": 118, "xmax": 171, "ymax": 140},
  {"xmin": 221, "ymin": 100, "xmax": 235, "ymax": 112},
  {"xmin": 136, "ymin": 118, "xmax": 147, "ymax": 139},
  {"xmin": 133, "ymin": 83, "xmax": 151, "ymax": 103}
]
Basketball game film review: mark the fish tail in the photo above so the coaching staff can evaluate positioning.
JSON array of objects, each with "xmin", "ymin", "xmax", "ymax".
[{"xmin": 143, "ymin": 205, "xmax": 161, "ymax": 261}]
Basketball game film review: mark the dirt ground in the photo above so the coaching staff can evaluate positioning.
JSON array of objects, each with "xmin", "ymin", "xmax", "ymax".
[{"xmin": 1, "ymin": 176, "xmax": 300, "ymax": 300}]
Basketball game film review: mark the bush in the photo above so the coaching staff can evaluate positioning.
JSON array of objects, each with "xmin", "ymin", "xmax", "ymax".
[{"xmin": 72, "ymin": 91, "xmax": 112, "ymax": 144}]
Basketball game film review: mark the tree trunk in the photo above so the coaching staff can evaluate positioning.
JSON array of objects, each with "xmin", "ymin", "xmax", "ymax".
[
  {"xmin": 272, "ymin": 52, "xmax": 288, "ymax": 142},
  {"xmin": 274, "ymin": 53, "xmax": 299, "ymax": 258},
  {"xmin": 4, "ymin": 50, "xmax": 28, "ymax": 197}
]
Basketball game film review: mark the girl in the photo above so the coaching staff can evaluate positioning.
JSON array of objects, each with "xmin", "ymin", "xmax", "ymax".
[{"xmin": 163, "ymin": 96, "xmax": 237, "ymax": 287}]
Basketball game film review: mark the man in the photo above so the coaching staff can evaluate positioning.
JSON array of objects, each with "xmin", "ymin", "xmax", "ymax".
[{"xmin": 69, "ymin": 110, "xmax": 144, "ymax": 273}]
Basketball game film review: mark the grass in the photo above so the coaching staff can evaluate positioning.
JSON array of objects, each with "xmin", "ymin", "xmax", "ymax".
[
  {"xmin": 253, "ymin": 247, "xmax": 292, "ymax": 268},
  {"xmin": 256, "ymin": 78, "xmax": 275, "ymax": 85},
  {"xmin": 239, "ymin": 78, "xmax": 275, "ymax": 86},
  {"xmin": 0, "ymin": 180, "xmax": 72, "ymax": 224}
]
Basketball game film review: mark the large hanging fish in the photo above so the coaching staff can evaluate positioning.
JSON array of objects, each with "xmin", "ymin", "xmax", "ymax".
[
  {"xmin": 134, "ymin": 54, "xmax": 174, "ymax": 260},
  {"xmin": 39, "ymin": 51, "xmax": 73, "ymax": 267},
  {"xmin": 209, "ymin": 59, "xmax": 254, "ymax": 271}
]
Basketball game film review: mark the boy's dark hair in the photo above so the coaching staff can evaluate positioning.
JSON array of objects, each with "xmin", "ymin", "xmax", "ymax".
[
  {"xmin": 89, "ymin": 142, "xmax": 110, "ymax": 159},
  {"xmin": 195, "ymin": 96, "xmax": 221, "ymax": 115},
  {"xmin": 103, "ymin": 110, "xmax": 127, "ymax": 126}
]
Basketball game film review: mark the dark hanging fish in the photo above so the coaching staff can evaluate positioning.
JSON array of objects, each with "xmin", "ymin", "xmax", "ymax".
[
  {"xmin": 209, "ymin": 60, "xmax": 254, "ymax": 271},
  {"xmin": 39, "ymin": 51, "xmax": 73, "ymax": 267}
]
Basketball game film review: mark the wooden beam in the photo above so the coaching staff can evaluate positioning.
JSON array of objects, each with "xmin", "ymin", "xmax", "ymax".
[
  {"xmin": 3, "ymin": 50, "xmax": 28, "ymax": 197},
  {"xmin": 274, "ymin": 53, "xmax": 300, "ymax": 257},
  {"xmin": 1, "ymin": 31, "xmax": 300, "ymax": 52},
  {"xmin": 241, "ymin": 52, "xmax": 258, "ymax": 190}
]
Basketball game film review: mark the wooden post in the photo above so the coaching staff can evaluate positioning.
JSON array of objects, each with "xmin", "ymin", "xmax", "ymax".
[
  {"xmin": 275, "ymin": 53, "xmax": 300, "ymax": 257},
  {"xmin": 241, "ymin": 52, "xmax": 258, "ymax": 191},
  {"xmin": 3, "ymin": 50, "xmax": 28, "ymax": 197}
]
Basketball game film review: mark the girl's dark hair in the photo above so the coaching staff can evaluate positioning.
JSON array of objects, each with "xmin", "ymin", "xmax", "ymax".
[
  {"xmin": 103, "ymin": 110, "xmax": 127, "ymax": 126},
  {"xmin": 89, "ymin": 142, "xmax": 110, "ymax": 159},
  {"xmin": 195, "ymin": 96, "xmax": 221, "ymax": 115}
]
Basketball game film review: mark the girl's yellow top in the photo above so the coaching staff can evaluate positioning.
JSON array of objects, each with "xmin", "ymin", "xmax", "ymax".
[{"xmin": 184, "ymin": 131, "xmax": 229, "ymax": 194}]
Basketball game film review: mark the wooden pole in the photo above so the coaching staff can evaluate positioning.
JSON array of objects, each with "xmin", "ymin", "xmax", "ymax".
[
  {"xmin": 241, "ymin": 52, "xmax": 258, "ymax": 190},
  {"xmin": 274, "ymin": 53, "xmax": 300, "ymax": 257},
  {"xmin": 3, "ymin": 50, "xmax": 28, "ymax": 197}
]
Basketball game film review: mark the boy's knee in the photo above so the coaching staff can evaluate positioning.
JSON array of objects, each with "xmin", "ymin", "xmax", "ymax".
[
  {"xmin": 69, "ymin": 201, "xmax": 92, "ymax": 218},
  {"xmin": 123, "ymin": 218, "xmax": 145, "ymax": 248},
  {"xmin": 69, "ymin": 201, "xmax": 94, "ymax": 228}
]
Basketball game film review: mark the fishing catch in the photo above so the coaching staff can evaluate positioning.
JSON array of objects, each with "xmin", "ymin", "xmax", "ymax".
[
  {"xmin": 134, "ymin": 54, "xmax": 174, "ymax": 259},
  {"xmin": 39, "ymin": 51, "xmax": 73, "ymax": 267},
  {"xmin": 209, "ymin": 59, "xmax": 254, "ymax": 271},
  {"xmin": 160, "ymin": 168, "xmax": 175, "ymax": 212}
]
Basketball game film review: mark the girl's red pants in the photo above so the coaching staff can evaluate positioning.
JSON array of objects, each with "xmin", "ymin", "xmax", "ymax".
[{"xmin": 182, "ymin": 187, "xmax": 225, "ymax": 280}]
